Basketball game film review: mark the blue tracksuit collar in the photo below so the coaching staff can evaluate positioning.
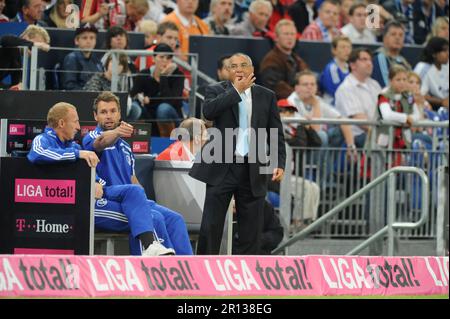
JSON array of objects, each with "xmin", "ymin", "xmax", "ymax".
[{"xmin": 44, "ymin": 127, "xmax": 75, "ymax": 147}]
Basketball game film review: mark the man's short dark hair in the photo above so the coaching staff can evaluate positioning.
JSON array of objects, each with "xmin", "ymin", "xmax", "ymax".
[
  {"xmin": 157, "ymin": 21, "xmax": 179, "ymax": 35},
  {"xmin": 331, "ymin": 35, "xmax": 352, "ymax": 49},
  {"xmin": 153, "ymin": 43, "xmax": 174, "ymax": 56},
  {"xmin": 348, "ymin": 47, "xmax": 372, "ymax": 64},
  {"xmin": 421, "ymin": 36, "xmax": 449, "ymax": 64},
  {"xmin": 105, "ymin": 26, "xmax": 129, "ymax": 50},
  {"xmin": 349, "ymin": 2, "xmax": 367, "ymax": 16},
  {"xmin": 19, "ymin": 0, "xmax": 31, "ymax": 10},
  {"xmin": 382, "ymin": 20, "xmax": 405, "ymax": 39},
  {"xmin": 217, "ymin": 54, "xmax": 232, "ymax": 70},
  {"xmin": 75, "ymin": 23, "xmax": 98, "ymax": 38},
  {"xmin": 93, "ymin": 91, "xmax": 121, "ymax": 113},
  {"xmin": 319, "ymin": 0, "xmax": 339, "ymax": 10}
]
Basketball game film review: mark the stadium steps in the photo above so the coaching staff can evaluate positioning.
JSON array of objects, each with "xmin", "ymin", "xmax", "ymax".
[{"xmin": 286, "ymin": 238, "xmax": 437, "ymax": 256}]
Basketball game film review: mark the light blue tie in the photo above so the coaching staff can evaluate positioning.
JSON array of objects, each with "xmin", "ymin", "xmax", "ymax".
[{"xmin": 236, "ymin": 93, "xmax": 249, "ymax": 156}]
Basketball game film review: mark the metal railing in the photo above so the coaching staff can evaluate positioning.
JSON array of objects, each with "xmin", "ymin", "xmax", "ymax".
[
  {"xmin": 273, "ymin": 166, "xmax": 429, "ymax": 256},
  {"xmin": 273, "ymin": 118, "xmax": 448, "ymax": 255}
]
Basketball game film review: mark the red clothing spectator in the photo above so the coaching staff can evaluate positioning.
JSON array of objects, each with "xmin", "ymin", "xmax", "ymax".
[
  {"xmin": 267, "ymin": 0, "xmax": 295, "ymax": 33},
  {"xmin": 301, "ymin": 19, "xmax": 341, "ymax": 41},
  {"xmin": 80, "ymin": 0, "xmax": 125, "ymax": 30},
  {"xmin": 156, "ymin": 141, "xmax": 193, "ymax": 161},
  {"xmin": 134, "ymin": 44, "xmax": 156, "ymax": 71},
  {"xmin": 301, "ymin": 0, "xmax": 341, "ymax": 42},
  {"xmin": 378, "ymin": 95, "xmax": 407, "ymax": 150}
]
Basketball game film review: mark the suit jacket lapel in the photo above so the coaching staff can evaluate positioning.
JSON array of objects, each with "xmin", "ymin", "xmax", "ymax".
[
  {"xmin": 222, "ymin": 81, "xmax": 239, "ymax": 123},
  {"xmin": 250, "ymin": 85, "xmax": 257, "ymax": 129}
]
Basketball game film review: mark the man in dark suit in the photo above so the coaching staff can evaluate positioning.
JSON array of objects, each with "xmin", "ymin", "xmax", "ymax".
[{"xmin": 189, "ymin": 52, "xmax": 286, "ymax": 255}]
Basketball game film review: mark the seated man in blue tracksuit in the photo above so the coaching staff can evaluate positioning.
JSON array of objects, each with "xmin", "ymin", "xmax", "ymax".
[
  {"xmin": 82, "ymin": 91, "xmax": 193, "ymax": 256},
  {"xmin": 27, "ymin": 101, "xmax": 175, "ymax": 256}
]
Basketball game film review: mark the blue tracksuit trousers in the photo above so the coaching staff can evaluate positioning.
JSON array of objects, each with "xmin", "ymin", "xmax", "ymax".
[{"xmin": 94, "ymin": 184, "xmax": 192, "ymax": 255}]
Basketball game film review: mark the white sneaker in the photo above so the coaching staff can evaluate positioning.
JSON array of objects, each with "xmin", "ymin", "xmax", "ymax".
[{"xmin": 142, "ymin": 241, "xmax": 175, "ymax": 256}]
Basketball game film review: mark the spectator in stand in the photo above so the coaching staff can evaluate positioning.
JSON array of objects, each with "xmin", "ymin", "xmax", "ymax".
[
  {"xmin": 41, "ymin": 0, "xmax": 73, "ymax": 28},
  {"xmin": 163, "ymin": 0, "xmax": 210, "ymax": 60},
  {"xmin": 267, "ymin": 0, "xmax": 294, "ymax": 33},
  {"xmin": 100, "ymin": 26, "xmax": 142, "ymax": 119},
  {"xmin": 333, "ymin": 48, "xmax": 382, "ymax": 149},
  {"xmin": 80, "ymin": 0, "xmax": 126, "ymax": 31},
  {"xmin": 412, "ymin": 0, "xmax": 446, "ymax": 45},
  {"xmin": 435, "ymin": 0, "xmax": 448, "ymax": 15},
  {"xmin": 138, "ymin": 22, "xmax": 179, "ymax": 68},
  {"xmin": 12, "ymin": 0, "xmax": 47, "ymax": 26},
  {"xmin": 426, "ymin": 16, "xmax": 449, "ymax": 43},
  {"xmin": 0, "ymin": 25, "xmax": 50, "ymax": 89},
  {"xmin": 287, "ymin": 0, "xmax": 317, "ymax": 35},
  {"xmin": 130, "ymin": 43, "xmax": 185, "ymax": 137},
  {"xmin": 319, "ymin": 35, "xmax": 352, "ymax": 104},
  {"xmin": 123, "ymin": 0, "xmax": 149, "ymax": 31},
  {"xmin": 196, "ymin": 54, "xmax": 232, "ymax": 117},
  {"xmin": 414, "ymin": 37, "xmax": 449, "ymax": 110},
  {"xmin": 341, "ymin": 2, "xmax": 377, "ymax": 44},
  {"xmin": 215, "ymin": 54, "xmax": 232, "ymax": 81},
  {"xmin": 134, "ymin": 21, "xmax": 180, "ymax": 70},
  {"xmin": 375, "ymin": 65, "xmax": 420, "ymax": 165},
  {"xmin": 62, "ymin": 24, "xmax": 103, "ymax": 91},
  {"xmin": 301, "ymin": 0, "xmax": 341, "ymax": 41},
  {"xmin": 288, "ymin": 70, "xmax": 354, "ymax": 147},
  {"xmin": 101, "ymin": 26, "xmax": 137, "ymax": 75},
  {"xmin": 407, "ymin": 70, "xmax": 433, "ymax": 148},
  {"xmin": 203, "ymin": 0, "xmax": 234, "ymax": 35},
  {"xmin": 101, "ymin": 26, "xmax": 128, "ymax": 62},
  {"xmin": 337, "ymin": 0, "xmax": 352, "ymax": 28},
  {"xmin": 83, "ymin": 52, "xmax": 129, "ymax": 92},
  {"xmin": 259, "ymin": 19, "xmax": 309, "ymax": 100},
  {"xmin": 137, "ymin": 19, "xmax": 158, "ymax": 48},
  {"xmin": 382, "ymin": 0, "xmax": 416, "ymax": 44},
  {"xmin": 383, "ymin": 0, "xmax": 445, "ymax": 45},
  {"xmin": 230, "ymin": 0, "xmax": 273, "ymax": 37},
  {"xmin": 156, "ymin": 117, "xmax": 207, "ymax": 161},
  {"xmin": 407, "ymin": 71, "xmax": 432, "ymax": 115},
  {"xmin": 372, "ymin": 20, "xmax": 411, "ymax": 88},
  {"xmin": 0, "ymin": 0, "xmax": 10, "ymax": 22}
]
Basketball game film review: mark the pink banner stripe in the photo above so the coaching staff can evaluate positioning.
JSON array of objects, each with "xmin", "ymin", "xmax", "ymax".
[
  {"xmin": 132, "ymin": 141, "xmax": 149, "ymax": 153},
  {"xmin": 9, "ymin": 124, "xmax": 26, "ymax": 136},
  {"xmin": 14, "ymin": 248, "xmax": 74, "ymax": 255},
  {"xmin": 15, "ymin": 178, "xmax": 76, "ymax": 204},
  {"xmin": 0, "ymin": 255, "xmax": 448, "ymax": 298}
]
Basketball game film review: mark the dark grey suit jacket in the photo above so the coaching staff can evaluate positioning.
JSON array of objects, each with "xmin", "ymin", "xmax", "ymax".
[{"xmin": 189, "ymin": 81, "xmax": 286, "ymax": 197}]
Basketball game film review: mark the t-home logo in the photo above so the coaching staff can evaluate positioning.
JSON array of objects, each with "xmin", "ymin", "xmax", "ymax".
[
  {"xmin": 14, "ymin": 215, "xmax": 75, "ymax": 239},
  {"xmin": 16, "ymin": 218, "xmax": 73, "ymax": 234}
]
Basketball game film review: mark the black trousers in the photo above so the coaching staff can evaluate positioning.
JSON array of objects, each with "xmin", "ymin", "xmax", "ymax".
[{"xmin": 196, "ymin": 163, "xmax": 265, "ymax": 255}]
